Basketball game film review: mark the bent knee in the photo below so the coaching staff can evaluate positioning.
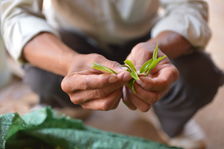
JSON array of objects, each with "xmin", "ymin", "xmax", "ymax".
[
  {"xmin": 23, "ymin": 65, "xmax": 63, "ymax": 98},
  {"xmin": 172, "ymin": 51, "xmax": 223, "ymax": 106}
]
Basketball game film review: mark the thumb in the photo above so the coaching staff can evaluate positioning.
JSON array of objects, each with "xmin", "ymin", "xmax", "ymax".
[{"xmin": 102, "ymin": 60, "xmax": 131, "ymax": 82}]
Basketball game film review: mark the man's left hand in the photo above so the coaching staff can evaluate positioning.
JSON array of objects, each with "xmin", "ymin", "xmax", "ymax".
[{"xmin": 123, "ymin": 41, "xmax": 179, "ymax": 112}]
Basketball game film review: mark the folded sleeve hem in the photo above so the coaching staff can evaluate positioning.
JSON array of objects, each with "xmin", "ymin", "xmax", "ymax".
[
  {"xmin": 151, "ymin": 17, "xmax": 211, "ymax": 50},
  {"xmin": 2, "ymin": 18, "xmax": 59, "ymax": 63},
  {"xmin": 16, "ymin": 29, "xmax": 59, "ymax": 64}
]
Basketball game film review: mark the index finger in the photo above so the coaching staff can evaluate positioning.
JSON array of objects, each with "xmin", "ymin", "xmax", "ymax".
[{"xmin": 62, "ymin": 73, "xmax": 123, "ymax": 92}]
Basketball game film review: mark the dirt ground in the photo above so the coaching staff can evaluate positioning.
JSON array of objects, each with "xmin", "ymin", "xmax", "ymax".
[{"xmin": 0, "ymin": 0, "xmax": 223, "ymax": 148}]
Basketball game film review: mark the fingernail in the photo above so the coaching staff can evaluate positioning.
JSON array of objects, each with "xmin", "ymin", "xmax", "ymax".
[{"xmin": 109, "ymin": 75, "xmax": 118, "ymax": 83}]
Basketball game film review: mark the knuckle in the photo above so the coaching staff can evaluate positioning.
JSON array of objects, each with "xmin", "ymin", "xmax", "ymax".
[
  {"xmin": 61, "ymin": 77, "xmax": 70, "ymax": 92},
  {"xmin": 96, "ymin": 75, "xmax": 108, "ymax": 87},
  {"xmin": 110, "ymin": 61, "xmax": 120, "ymax": 69},
  {"xmin": 93, "ymin": 90, "xmax": 100, "ymax": 98},
  {"xmin": 112, "ymin": 96, "xmax": 120, "ymax": 109},
  {"xmin": 81, "ymin": 104, "xmax": 91, "ymax": 110},
  {"xmin": 91, "ymin": 54, "xmax": 105, "ymax": 63},
  {"xmin": 70, "ymin": 96, "xmax": 80, "ymax": 104},
  {"xmin": 152, "ymin": 93, "xmax": 160, "ymax": 103},
  {"xmin": 100, "ymin": 105, "xmax": 110, "ymax": 111},
  {"xmin": 61, "ymin": 74, "xmax": 80, "ymax": 92},
  {"xmin": 95, "ymin": 89, "xmax": 106, "ymax": 98},
  {"xmin": 160, "ymin": 78, "xmax": 169, "ymax": 86},
  {"xmin": 100, "ymin": 101, "xmax": 113, "ymax": 111},
  {"xmin": 140, "ymin": 105, "xmax": 151, "ymax": 112},
  {"xmin": 133, "ymin": 42, "xmax": 145, "ymax": 51},
  {"xmin": 72, "ymin": 100, "xmax": 80, "ymax": 105},
  {"xmin": 141, "ymin": 81, "xmax": 149, "ymax": 89},
  {"xmin": 99, "ymin": 74, "xmax": 108, "ymax": 82},
  {"xmin": 112, "ymin": 102, "xmax": 119, "ymax": 109},
  {"xmin": 61, "ymin": 79, "xmax": 67, "ymax": 92},
  {"xmin": 103, "ymin": 60, "xmax": 120, "ymax": 69},
  {"xmin": 140, "ymin": 80, "xmax": 151, "ymax": 90},
  {"xmin": 79, "ymin": 79, "xmax": 88, "ymax": 90},
  {"xmin": 81, "ymin": 105, "xmax": 87, "ymax": 109}
]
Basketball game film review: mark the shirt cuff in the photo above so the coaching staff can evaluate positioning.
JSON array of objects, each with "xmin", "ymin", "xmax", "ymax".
[{"xmin": 151, "ymin": 14, "xmax": 211, "ymax": 49}]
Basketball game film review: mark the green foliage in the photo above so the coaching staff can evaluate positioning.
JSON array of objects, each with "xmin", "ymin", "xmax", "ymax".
[
  {"xmin": 140, "ymin": 59, "xmax": 153, "ymax": 73},
  {"xmin": 128, "ymin": 79, "xmax": 136, "ymax": 93},
  {"xmin": 0, "ymin": 107, "xmax": 181, "ymax": 149},
  {"xmin": 92, "ymin": 63, "xmax": 117, "ymax": 74}
]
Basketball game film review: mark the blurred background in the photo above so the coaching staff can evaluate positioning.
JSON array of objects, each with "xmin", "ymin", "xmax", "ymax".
[{"xmin": 0, "ymin": 0, "xmax": 223, "ymax": 149}]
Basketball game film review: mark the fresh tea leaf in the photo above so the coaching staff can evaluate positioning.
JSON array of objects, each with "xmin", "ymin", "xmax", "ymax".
[
  {"xmin": 140, "ymin": 59, "xmax": 153, "ymax": 73},
  {"xmin": 92, "ymin": 63, "xmax": 117, "ymax": 74},
  {"xmin": 145, "ymin": 56, "xmax": 167, "ymax": 75},
  {"xmin": 145, "ymin": 60, "xmax": 158, "ymax": 75},
  {"xmin": 130, "ymin": 71, "xmax": 140, "ymax": 80},
  {"xmin": 124, "ymin": 60, "xmax": 137, "ymax": 72},
  {"xmin": 152, "ymin": 43, "xmax": 159, "ymax": 60},
  {"xmin": 128, "ymin": 79, "xmax": 136, "ymax": 93},
  {"xmin": 157, "ymin": 55, "xmax": 167, "ymax": 62},
  {"xmin": 124, "ymin": 60, "xmax": 139, "ymax": 80},
  {"xmin": 121, "ymin": 65, "xmax": 132, "ymax": 72}
]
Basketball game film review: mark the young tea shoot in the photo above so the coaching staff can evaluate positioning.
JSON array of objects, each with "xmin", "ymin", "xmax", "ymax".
[
  {"xmin": 92, "ymin": 63, "xmax": 117, "ymax": 74},
  {"xmin": 91, "ymin": 44, "xmax": 167, "ymax": 93},
  {"xmin": 124, "ymin": 60, "xmax": 139, "ymax": 81}
]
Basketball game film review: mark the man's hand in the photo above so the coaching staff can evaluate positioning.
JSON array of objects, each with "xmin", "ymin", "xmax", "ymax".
[
  {"xmin": 23, "ymin": 32, "xmax": 188, "ymax": 111},
  {"xmin": 61, "ymin": 54, "xmax": 130, "ymax": 111},
  {"xmin": 23, "ymin": 33, "xmax": 131, "ymax": 111},
  {"xmin": 123, "ymin": 41, "xmax": 179, "ymax": 112}
]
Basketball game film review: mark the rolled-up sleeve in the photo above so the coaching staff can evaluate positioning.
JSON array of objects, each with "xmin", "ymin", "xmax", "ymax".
[
  {"xmin": 0, "ymin": 0, "xmax": 58, "ymax": 61},
  {"xmin": 152, "ymin": 0, "xmax": 211, "ymax": 49}
]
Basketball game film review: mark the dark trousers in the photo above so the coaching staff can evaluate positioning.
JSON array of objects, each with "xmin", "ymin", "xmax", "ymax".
[{"xmin": 23, "ymin": 31, "xmax": 224, "ymax": 137}]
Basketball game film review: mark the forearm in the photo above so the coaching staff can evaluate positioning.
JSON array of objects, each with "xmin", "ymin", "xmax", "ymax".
[
  {"xmin": 149, "ymin": 31, "xmax": 193, "ymax": 59},
  {"xmin": 23, "ymin": 33, "xmax": 84, "ymax": 76}
]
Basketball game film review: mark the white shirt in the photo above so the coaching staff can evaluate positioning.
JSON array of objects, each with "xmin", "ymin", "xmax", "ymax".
[{"xmin": 0, "ymin": 0, "xmax": 211, "ymax": 61}]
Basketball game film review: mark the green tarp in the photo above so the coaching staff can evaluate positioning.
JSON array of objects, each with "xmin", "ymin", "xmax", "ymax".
[{"xmin": 0, "ymin": 107, "xmax": 181, "ymax": 149}]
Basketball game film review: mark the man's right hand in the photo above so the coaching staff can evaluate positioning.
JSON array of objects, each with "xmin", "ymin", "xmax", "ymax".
[
  {"xmin": 23, "ymin": 33, "xmax": 131, "ymax": 111},
  {"xmin": 61, "ymin": 54, "xmax": 131, "ymax": 110}
]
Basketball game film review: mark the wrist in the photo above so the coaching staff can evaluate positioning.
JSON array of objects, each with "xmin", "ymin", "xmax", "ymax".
[
  {"xmin": 24, "ymin": 32, "xmax": 85, "ymax": 76},
  {"xmin": 148, "ymin": 31, "xmax": 193, "ymax": 58},
  {"xmin": 65, "ymin": 53, "xmax": 87, "ymax": 75},
  {"xmin": 66, "ymin": 53, "xmax": 100, "ymax": 75}
]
